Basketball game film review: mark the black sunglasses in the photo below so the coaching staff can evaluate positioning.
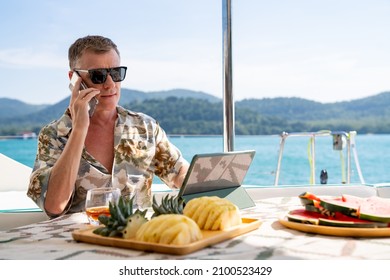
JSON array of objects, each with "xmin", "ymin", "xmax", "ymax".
[{"xmin": 74, "ymin": 66, "xmax": 127, "ymax": 84}]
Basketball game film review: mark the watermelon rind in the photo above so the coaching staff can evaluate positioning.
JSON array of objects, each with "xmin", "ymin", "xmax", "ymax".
[
  {"xmin": 299, "ymin": 197, "xmax": 314, "ymax": 206},
  {"xmin": 286, "ymin": 213, "xmax": 318, "ymax": 225},
  {"xmin": 359, "ymin": 212, "xmax": 390, "ymax": 223},
  {"xmin": 298, "ymin": 192, "xmax": 320, "ymax": 206},
  {"xmin": 318, "ymin": 218, "xmax": 388, "ymax": 228}
]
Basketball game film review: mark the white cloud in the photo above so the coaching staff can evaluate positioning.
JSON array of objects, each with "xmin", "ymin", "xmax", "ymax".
[
  {"xmin": 233, "ymin": 49, "xmax": 390, "ymax": 103},
  {"xmin": 0, "ymin": 48, "xmax": 66, "ymax": 69},
  {"xmin": 121, "ymin": 57, "xmax": 222, "ymax": 96}
]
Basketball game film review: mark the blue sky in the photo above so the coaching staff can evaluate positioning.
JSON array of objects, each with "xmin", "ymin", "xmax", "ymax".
[{"xmin": 1, "ymin": 0, "xmax": 390, "ymax": 104}]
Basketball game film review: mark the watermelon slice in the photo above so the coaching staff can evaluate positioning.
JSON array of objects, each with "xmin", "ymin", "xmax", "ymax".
[
  {"xmin": 299, "ymin": 192, "xmax": 336, "ymax": 217},
  {"xmin": 299, "ymin": 192, "xmax": 390, "ymax": 223},
  {"xmin": 320, "ymin": 195, "xmax": 390, "ymax": 223},
  {"xmin": 287, "ymin": 209, "xmax": 389, "ymax": 228},
  {"xmin": 320, "ymin": 195, "xmax": 361, "ymax": 218},
  {"xmin": 356, "ymin": 196, "xmax": 390, "ymax": 223},
  {"xmin": 305, "ymin": 202, "xmax": 336, "ymax": 217}
]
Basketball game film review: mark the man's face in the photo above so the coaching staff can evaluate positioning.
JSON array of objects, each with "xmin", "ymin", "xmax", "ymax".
[{"xmin": 75, "ymin": 49, "xmax": 122, "ymax": 111}]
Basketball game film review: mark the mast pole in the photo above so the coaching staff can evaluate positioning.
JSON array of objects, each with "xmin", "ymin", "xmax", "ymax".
[{"xmin": 222, "ymin": 0, "xmax": 235, "ymax": 152}]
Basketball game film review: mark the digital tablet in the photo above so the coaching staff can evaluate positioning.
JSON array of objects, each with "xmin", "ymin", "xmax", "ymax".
[{"xmin": 178, "ymin": 150, "xmax": 256, "ymax": 197}]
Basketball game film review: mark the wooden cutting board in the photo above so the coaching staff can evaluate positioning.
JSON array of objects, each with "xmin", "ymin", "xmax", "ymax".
[{"xmin": 72, "ymin": 218, "xmax": 261, "ymax": 255}]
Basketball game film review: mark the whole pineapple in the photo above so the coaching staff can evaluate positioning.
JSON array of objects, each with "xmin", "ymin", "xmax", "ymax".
[{"xmin": 93, "ymin": 195, "xmax": 148, "ymax": 238}]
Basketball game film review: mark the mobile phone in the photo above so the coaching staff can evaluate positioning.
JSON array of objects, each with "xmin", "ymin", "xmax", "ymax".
[{"xmin": 69, "ymin": 73, "xmax": 98, "ymax": 117}]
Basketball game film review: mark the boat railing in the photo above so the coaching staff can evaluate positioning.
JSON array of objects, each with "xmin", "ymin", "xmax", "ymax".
[{"xmin": 274, "ymin": 130, "xmax": 365, "ymax": 186}]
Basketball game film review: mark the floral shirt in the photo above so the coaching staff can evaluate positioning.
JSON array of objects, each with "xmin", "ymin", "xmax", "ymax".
[{"xmin": 27, "ymin": 106, "xmax": 188, "ymax": 217}]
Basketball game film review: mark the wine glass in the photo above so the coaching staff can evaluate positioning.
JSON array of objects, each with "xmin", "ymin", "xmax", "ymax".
[{"xmin": 85, "ymin": 187, "xmax": 121, "ymax": 225}]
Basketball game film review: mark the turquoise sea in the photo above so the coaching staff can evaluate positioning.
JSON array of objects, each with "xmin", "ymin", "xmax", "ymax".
[{"xmin": 1, "ymin": 134, "xmax": 390, "ymax": 186}]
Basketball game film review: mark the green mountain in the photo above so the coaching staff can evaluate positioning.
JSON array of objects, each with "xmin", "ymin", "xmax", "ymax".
[
  {"xmin": 120, "ymin": 88, "xmax": 221, "ymax": 104},
  {"xmin": 0, "ymin": 98, "xmax": 48, "ymax": 118},
  {"xmin": 1, "ymin": 89, "xmax": 390, "ymax": 135},
  {"xmin": 0, "ymin": 88, "xmax": 219, "ymax": 120},
  {"xmin": 237, "ymin": 91, "xmax": 390, "ymax": 121},
  {"xmin": 0, "ymin": 88, "xmax": 222, "ymax": 135}
]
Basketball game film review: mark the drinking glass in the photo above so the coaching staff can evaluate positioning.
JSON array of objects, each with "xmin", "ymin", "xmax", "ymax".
[{"xmin": 85, "ymin": 187, "xmax": 121, "ymax": 225}]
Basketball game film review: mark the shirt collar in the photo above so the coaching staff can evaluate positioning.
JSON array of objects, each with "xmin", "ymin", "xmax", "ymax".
[{"xmin": 57, "ymin": 106, "xmax": 136, "ymax": 138}]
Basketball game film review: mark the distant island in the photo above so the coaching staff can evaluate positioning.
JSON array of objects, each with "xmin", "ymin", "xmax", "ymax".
[{"xmin": 1, "ymin": 88, "xmax": 390, "ymax": 136}]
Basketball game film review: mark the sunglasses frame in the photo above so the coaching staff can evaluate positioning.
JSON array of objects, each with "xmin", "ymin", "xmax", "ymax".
[{"xmin": 73, "ymin": 66, "xmax": 127, "ymax": 84}]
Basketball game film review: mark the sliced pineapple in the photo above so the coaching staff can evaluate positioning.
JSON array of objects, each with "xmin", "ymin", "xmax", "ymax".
[
  {"xmin": 135, "ymin": 214, "xmax": 202, "ymax": 245},
  {"xmin": 183, "ymin": 196, "xmax": 241, "ymax": 231}
]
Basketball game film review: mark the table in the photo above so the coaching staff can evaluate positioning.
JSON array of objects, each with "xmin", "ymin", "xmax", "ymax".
[{"xmin": 2, "ymin": 192, "xmax": 390, "ymax": 260}]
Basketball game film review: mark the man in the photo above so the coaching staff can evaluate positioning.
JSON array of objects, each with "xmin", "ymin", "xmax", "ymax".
[{"xmin": 27, "ymin": 35, "xmax": 189, "ymax": 218}]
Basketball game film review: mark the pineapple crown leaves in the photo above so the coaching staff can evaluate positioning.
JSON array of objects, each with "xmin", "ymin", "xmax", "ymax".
[
  {"xmin": 151, "ymin": 193, "xmax": 185, "ymax": 218},
  {"xmin": 93, "ymin": 195, "xmax": 148, "ymax": 238},
  {"xmin": 131, "ymin": 208, "xmax": 148, "ymax": 220}
]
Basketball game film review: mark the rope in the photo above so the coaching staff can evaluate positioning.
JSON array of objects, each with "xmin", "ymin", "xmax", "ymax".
[
  {"xmin": 307, "ymin": 137, "xmax": 314, "ymax": 184},
  {"xmin": 350, "ymin": 133, "xmax": 365, "ymax": 184}
]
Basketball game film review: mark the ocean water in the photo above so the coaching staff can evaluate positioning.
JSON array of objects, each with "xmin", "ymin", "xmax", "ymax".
[{"xmin": 1, "ymin": 134, "xmax": 390, "ymax": 186}]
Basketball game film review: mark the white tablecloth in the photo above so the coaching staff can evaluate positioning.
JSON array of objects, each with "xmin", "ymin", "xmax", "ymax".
[{"xmin": 1, "ymin": 196, "xmax": 390, "ymax": 260}]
